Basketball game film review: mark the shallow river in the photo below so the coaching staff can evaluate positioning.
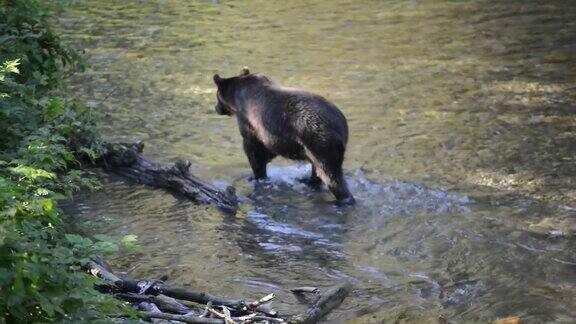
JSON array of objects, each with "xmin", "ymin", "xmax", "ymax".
[{"xmin": 59, "ymin": 1, "xmax": 576, "ymax": 322}]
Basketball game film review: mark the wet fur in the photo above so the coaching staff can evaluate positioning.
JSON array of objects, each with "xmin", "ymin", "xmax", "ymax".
[{"xmin": 213, "ymin": 70, "xmax": 354, "ymax": 204}]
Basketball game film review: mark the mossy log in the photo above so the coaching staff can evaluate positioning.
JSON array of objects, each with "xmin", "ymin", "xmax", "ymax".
[{"xmin": 100, "ymin": 141, "xmax": 238, "ymax": 212}]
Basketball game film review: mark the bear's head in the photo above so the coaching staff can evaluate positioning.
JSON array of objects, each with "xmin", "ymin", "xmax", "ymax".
[{"xmin": 213, "ymin": 67, "xmax": 251, "ymax": 116}]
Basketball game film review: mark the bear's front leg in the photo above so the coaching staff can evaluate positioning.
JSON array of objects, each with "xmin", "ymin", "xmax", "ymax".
[{"xmin": 243, "ymin": 137, "xmax": 275, "ymax": 180}]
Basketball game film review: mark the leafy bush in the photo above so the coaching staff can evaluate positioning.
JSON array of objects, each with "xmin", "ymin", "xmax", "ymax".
[{"xmin": 0, "ymin": 0, "xmax": 135, "ymax": 322}]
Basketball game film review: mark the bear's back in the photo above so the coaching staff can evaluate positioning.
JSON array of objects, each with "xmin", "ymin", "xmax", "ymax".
[
  {"xmin": 266, "ymin": 85, "xmax": 349, "ymax": 146},
  {"xmin": 239, "ymin": 81, "xmax": 348, "ymax": 152}
]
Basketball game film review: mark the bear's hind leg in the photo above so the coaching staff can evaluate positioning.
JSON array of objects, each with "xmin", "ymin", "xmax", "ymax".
[
  {"xmin": 309, "ymin": 165, "xmax": 323, "ymax": 186},
  {"xmin": 323, "ymin": 164, "xmax": 355, "ymax": 205},
  {"xmin": 243, "ymin": 137, "xmax": 275, "ymax": 180},
  {"xmin": 305, "ymin": 144, "xmax": 355, "ymax": 205},
  {"xmin": 299, "ymin": 164, "xmax": 323, "ymax": 188}
]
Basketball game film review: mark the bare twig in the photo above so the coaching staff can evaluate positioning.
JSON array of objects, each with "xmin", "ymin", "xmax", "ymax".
[
  {"xmin": 221, "ymin": 306, "xmax": 235, "ymax": 324},
  {"xmin": 208, "ymin": 307, "xmax": 235, "ymax": 324},
  {"xmin": 235, "ymin": 315, "xmax": 286, "ymax": 323},
  {"xmin": 200, "ymin": 301, "xmax": 213, "ymax": 318},
  {"xmin": 289, "ymin": 287, "xmax": 319, "ymax": 294},
  {"xmin": 247, "ymin": 293, "xmax": 275, "ymax": 310}
]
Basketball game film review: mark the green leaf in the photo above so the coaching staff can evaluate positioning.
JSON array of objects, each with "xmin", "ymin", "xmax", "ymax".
[
  {"xmin": 37, "ymin": 292, "xmax": 59, "ymax": 317},
  {"xmin": 40, "ymin": 199, "xmax": 53, "ymax": 213},
  {"xmin": 2, "ymin": 59, "xmax": 20, "ymax": 74},
  {"xmin": 121, "ymin": 234, "xmax": 142, "ymax": 253},
  {"xmin": 93, "ymin": 241, "xmax": 119, "ymax": 255},
  {"xmin": 9, "ymin": 165, "xmax": 55, "ymax": 180},
  {"xmin": 93, "ymin": 234, "xmax": 112, "ymax": 242},
  {"xmin": 35, "ymin": 188, "xmax": 51, "ymax": 196},
  {"xmin": 121, "ymin": 234, "xmax": 138, "ymax": 246},
  {"xmin": 65, "ymin": 234, "xmax": 93, "ymax": 247},
  {"xmin": 44, "ymin": 99, "xmax": 65, "ymax": 121}
]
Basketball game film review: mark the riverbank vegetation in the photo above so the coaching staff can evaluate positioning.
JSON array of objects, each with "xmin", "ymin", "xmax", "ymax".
[{"xmin": 0, "ymin": 0, "xmax": 136, "ymax": 322}]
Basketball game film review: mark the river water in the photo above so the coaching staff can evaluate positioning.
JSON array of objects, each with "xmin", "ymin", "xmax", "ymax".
[{"xmin": 58, "ymin": 1, "xmax": 576, "ymax": 322}]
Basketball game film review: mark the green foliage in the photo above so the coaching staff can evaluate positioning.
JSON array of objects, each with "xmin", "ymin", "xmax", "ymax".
[
  {"xmin": 0, "ymin": 0, "xmax": 86, "ymax": 152},
  {"xmin": 0, "ymin": 0, "xmax": 137, "ymax": 322}
]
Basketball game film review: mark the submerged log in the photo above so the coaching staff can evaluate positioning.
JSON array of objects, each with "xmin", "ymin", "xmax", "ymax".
[{"xmin": 100, "ymin": 141, "xmax": 238, "ymax": 212}]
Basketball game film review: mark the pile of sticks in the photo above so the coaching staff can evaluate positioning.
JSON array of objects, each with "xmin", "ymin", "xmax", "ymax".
[{"xmin": 87, "ymin": 259, "xmax": 351, "ymax": 324}]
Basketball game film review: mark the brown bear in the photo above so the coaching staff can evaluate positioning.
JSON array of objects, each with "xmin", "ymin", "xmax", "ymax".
[{"xmin": 213, "ymin": 68, "xmax": 355, "ymax": 205}]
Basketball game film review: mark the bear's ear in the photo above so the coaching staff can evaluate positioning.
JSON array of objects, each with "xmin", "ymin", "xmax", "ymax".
[
  {"xmin": 213, "ymin": 74, "xmax": 222, "ymax": 85},
  {"xmin": 240, "ymin": 67, "xmax": 250, "ymax": 76}
]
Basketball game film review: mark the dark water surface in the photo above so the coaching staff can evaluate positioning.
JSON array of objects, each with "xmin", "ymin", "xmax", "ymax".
[{"xmin": 59, "ymin": 1, "xmax": 576, "ymax": 322}]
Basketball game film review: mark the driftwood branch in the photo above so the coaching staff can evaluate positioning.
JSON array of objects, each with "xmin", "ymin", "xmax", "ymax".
[
  {"xmin": 140, "ymin": 310, "xmax": 225, "ymax": 324},
  {"xmin": 100, "ymin": 141, "xmax": 238, "ymax": 212},
  {"xmin": 138, "ymin": 302, "xmax": 172, "ymax": 324},
  {"xmin": 288, "ymin": 282, "xmax": 352, "ymax": 324},
  {"xmin": 116, "ymin": 293, "xmax": 194, "ymax": 315},
  {"xmin": 118, "ymin": 278, "xmax": 247, "ymax": 309},
  {"xmin": 245, "ymin": 293, "xmax": 275, "ymax": 311}
]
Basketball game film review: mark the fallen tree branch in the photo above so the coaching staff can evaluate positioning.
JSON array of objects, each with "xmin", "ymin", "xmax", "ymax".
[
  {"xmin": 118, "ymin": 278, "xmax": 247, "ymax": 309},
  {"xmin": 116, "ymin": 293, "xmax": 193, "ymax": 315},
  {"xmin": 100, "ymin": 141, "xmax": 238, "ymax": 212},
  {"xmin": 288, "ymin": 282, "xmax": 352, "ymax": 324},
  {"xmin": 88, "ymin": 260, "xmax": 122, "ymax": 285},
  {"xmin": 138, "ymin": 302, "xmax": 167, "ymax": 324},
  {"xmin": 140, "ymin": 310, "xmax": 225, "ymax": 324}
]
